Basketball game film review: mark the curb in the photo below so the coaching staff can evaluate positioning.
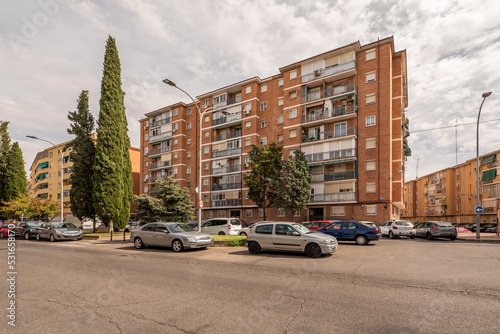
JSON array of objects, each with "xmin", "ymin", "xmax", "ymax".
[{"xmin": 457, "ymin": 238, "xmax": 500, "ymax": 244}]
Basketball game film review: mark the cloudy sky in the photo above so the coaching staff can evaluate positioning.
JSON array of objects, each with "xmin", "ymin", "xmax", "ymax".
[{"xmin": 1, "ymin": 0, "xmax": 499, "ymax": 180}]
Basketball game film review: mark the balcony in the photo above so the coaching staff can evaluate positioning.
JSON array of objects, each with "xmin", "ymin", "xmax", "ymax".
[
  {"xmin": 148, "ymin": 146, "xmax": 172, "ymax": 157},
  {"xmin": 309, "ymin": 192, "xmax": 356, "ymax": 203},
  {"xmin": 312, "ymin": 170, "xmax": 356, "ymax": 182},
  {"xmin": 148, "ymin": 174, "xmax": 170, "ymax": 183},
  {"xmin": 213, "ymin": 147, "xmax": 241, "ymax": 158},
  {"xmin": 213, "ymin": 95, "xmax": 242, "ymax": 109},
  {"xmin": 211, "ymin": 199, "xmax": 242, "ymax": 207},
  {"xmin": 149, "ymin": 130, "xmax": 172, "ymax": 143},
  {"xmin": 302, "ymin": 83, "xmax": 356, "ymax": 103},
  {"xmin": 212, "ymin": 164, "xmax": 241, "ymax": 175},
  {"xmin": 302, "ymin": 127, "xmax": 356, "ymax": 143},
  {"xmin": 212, "ymin": 182, "xmax": 241, "ymax": 191},
  {"xmin": 483, "ymin": 207, "xmax": 496, "ymax": 213},
  {"xmin": 302, "ymin": 60, "xmax": 356, "ymax": 84},
  {"xmin": 149, "ymin": 160, "xmax": 172, "ymax": 170},
  {"xmin": 213, "ymin": 131, "xmax": 242, "ymax": 142},
  {"xmin": 149, "ymin": 117, "xmax": 171, "ymax": 128},
  {"xmin": 305, "ymin": 149, "xmax": 356, "ymax": 163},
  {"xmin": 212, "ymin": 112, "xmax": 242, "ymax": 126},
  {"xmin": 301, "ymin": 105, "xmax": 356, "ymax": 124}
]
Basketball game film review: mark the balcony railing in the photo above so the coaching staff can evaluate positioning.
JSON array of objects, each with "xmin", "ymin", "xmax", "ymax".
[
  {"xmin": 302, "ymin": 60, "xmax": 356, "ymax": 84},
  {"xmin": 148, "ymin": 146, "xmax": 172, "ymax": 156},
  {"xmin": 309, "ymin": 192, "xmax": 356, "ymax": 203},
  {"xmin": 312, "ymin": 170, "xmax": 355, "ymax": 182},
  {"xmin": 211, "ymin": 199, "xmax": 242, "ymax": 207},
  {"xmin": 213, "ymin": 95, "xmax": 242, "ymax": 109},
  {"xmin": 302, "ymin": 127, "xmax": 356, "ymax": 143},
  {"xmin": 483, "ymin": 207, "xmax": 496, "ymax": 213},
  {"xmin": 149, "ymin": 131, "xmax": 172, "ymax": 143},
  {"xmin": 213, "ymin": 131, "xmax": 242, "ymax": 142},
  {"xmin": 302, "ymin": 105, "xmax": 356, "ymax": 123},
  {"xmin": 305, "ymin": 149, "xmax": 356, "ymax": 163},
  {"xmin": 149, "ymin": 117, "xmax": 171, "ymax": 128},
  {"xmin": 213, "ymin": 147, "xmax": 241, "ymax": 158},
  {"xmin": 212, "ymin": 112, "xmax": 242, "ymax": 126},
  {"xmin": 149, "ymin": 160, "xmax": 172, "ymax": 170},
  {"xmin": 302, "ymin": 83, "xmax": 356, "ymax": 103},
  {"xmin": 212, "ymin": 182, "xmax": 241, "ymax": 191},
  {"xmin": 148, "ymin": 174, "xmax": 170, "ymax": 183},
  {"xmin": 212, "ymin": 164, "xmax": 241, "ymax": 175}
]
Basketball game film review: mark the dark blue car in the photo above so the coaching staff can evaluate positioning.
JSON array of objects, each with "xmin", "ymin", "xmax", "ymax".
[{"xmin": 318, "ymin": 221, "xmax": 381, "ymax": 245}]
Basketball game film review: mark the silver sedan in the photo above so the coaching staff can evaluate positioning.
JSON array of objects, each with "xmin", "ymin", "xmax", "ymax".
[{"xmin": 131, "ymin": 222, "xmax": 214, "ymax": 252}]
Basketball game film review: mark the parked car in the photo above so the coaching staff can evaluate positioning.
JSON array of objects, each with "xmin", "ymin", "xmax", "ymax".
[
  {"xmin": 485, "ymin": 225, "xmax": 499, "ymax": 233},
  {"xmin": 131, "ymin": 222, "xmax": 214, "ymax": 252},
  {"xmin": 245, "ymin": 222, "xmax": 337, "ymax": 258},
  {"xmin": 81, "ymin": 218, "xmax": 103, "ymax": 230},
  {"xmin": 455, "ymin": 226, "xmax": 470, "ymax": 233},
  {"xmin": 380, "ymin": 220, "xmax": 415, "ymax": 239},
  {"xmin": 1, "ymin": 222, "xmax": 13, "ymax": 238},
  {"xmin": 318, "ymin": 221, "xmax": 381, "ymax": 245},
  {"xmin": 13, "ymin": 221, "xmax": 44, "ymax": 240},
  {"xmin": 415, "ymin": 221, "xmax": 457, "ymax": 240},
  {"xmin": 123, "ymin": 221, "xmax": 148, "ymax": 232},
  {"xmin": 201, "ymin": 218, "xmax": 242, "ymax": 235},
  {"xmin": 238, "ymin": 222, "xmax": 267, "ymax": 236},
  {"xmin": 36, "ymin": 222, "xmax": 84, "ymax": 242},
  {"xmin": 304, "ymin": 221, "xmax": 333, "ymax": 230}
]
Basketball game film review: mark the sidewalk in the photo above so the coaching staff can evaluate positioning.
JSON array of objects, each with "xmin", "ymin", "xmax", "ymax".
[{"xmin": 457, "ymin": 232, "xmax": 500, "ymax": 243}]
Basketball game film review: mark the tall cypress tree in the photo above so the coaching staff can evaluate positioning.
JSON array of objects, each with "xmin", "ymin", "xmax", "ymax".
[
  {"xmin": 0, "ymin": 121, "xmax": 12, "ymax": 203},
  {"xmin": 4, "ymin": 142, "xmax": 28, "ymax": 201},
  {"xmin": 67, "ymin": 90, "xmax": 97, "ymax": 225},
  {"xmin": 93, "ymin": 36, "xmax": 133, "ymax": 230}
]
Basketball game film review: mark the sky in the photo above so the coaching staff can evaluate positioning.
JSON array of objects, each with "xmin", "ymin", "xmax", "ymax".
[{"xmin": 1, "ymin": 0, "xmax": 499, "ymax": 180}]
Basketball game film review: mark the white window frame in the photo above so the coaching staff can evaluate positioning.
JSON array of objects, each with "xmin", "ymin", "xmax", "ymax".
[
  {"xmin": 366, "ymin": 116, "xmax": 376, "ymax": 127},
  {"xmin": 366, "ymin": 71, "xmax": 376, "ymax": 83},
  {"xmin": 277, "ymin": 115, "xmax": 284, "ymax": 124},
  {"xmin": 246, "ymin": 86, "xmax": 251, "ymax": 94},
  {"xmin": 289, "ymin": 129, "xmax": 297, "ymax": 138},
  {"xmin": 245, "ymin": 121, "xmax": 251, "ymax": 129},
  {"xmin": 277, "ymin": 78, "xmax": 284, "ymax": 87},
  {"xmin": 366, "ymin": 48, "xmax": 376, "ymax": 61},
  {"xmin": 277, "ymin": 208, "xmax": 285, "ymax": 217},
  {"xmin": 261, "ymin": 84, "xmax": 267, "ymax": 93},
  {"xmin": 289, "ymin": 70, "xmax": 297, "ymax": 80},
  {"xmin": 204, "ymin": 146, "xmax": 209, "ymax": 154},
  {"xmin": 366, "ymin": 93, "xmax": 376, "ymax": 105},
  {"xmin": 203, "ymin": 179, "xmax": 209, "ymax": 186},
  {"xmin": 366, "ymin": 204, "xmax": 377, "ymax": 215},
  {"xmin": 366, "ymin": 160, "xmax": 376, "ymax": 171},
  {"xmin": 331, "ymin": 206, "xmax": 345, "ymax": 216},
  {"xmin": 246, "ymin": 210, "xmax": 253, "ymax": 217},
  {"xmin": 260, "ymin": 120, "xmax": 267, "ymax": 128},
  {"xmin": 260, "ymin": 102, "xmax": 267, "ymax": 111},
  {"xmin": 186, "ymin": 166, "xmax": 191, "ymax": 174},
  {"xmin": 366, "ymin": 138, "xmax": 376, "ymax": 149},
  {"xmin": 289, "ymin": 109, "xmax": 297, "ymax": 119},
  {"xmin": 366, "ymin": 182, "xmax": 376, "ymax": 193},
  {"xmin": 186, "ymin": 122, "xmax": 191, "ymax": 130},
  {"xmin": 173, "ymin": 167, "xmax": 178, "ymax": 175},
  {"xmin": 261, "ymin": 137, "xmax": 267, "ymax": 145},
  {"xmin": 277, "ymin": 97, "xmax": 284, "ymax": 106}
]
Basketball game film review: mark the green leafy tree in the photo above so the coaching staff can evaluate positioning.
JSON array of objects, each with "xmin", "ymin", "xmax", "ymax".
[
  {"xmin": 1, "ymin": 194, "xmax": 59, "ymax": 221},
  {"xmin": 243, "ymin": 143, "xmax": 283, "ymax": 221},
  {"xmin": 3, "ymin": 142, "xmax": 28, "ymax": 201},
  {"xmin": 272, "ymin": 150, "xmax": 311, "ymax": 221},
  {"xmin": 66, "ymin": 90, "xmax": 98, "ymax": 230},
  {"xmin": 134, "ymin": 178, "xmax": 195, "ymax": 223},
  {"xmin": 93, "ymin": 36, "xmax": 133, "ymax": 230},
  {"xmin": 0, "ymin": 121, "xmax": 12, "ymax": 204}
]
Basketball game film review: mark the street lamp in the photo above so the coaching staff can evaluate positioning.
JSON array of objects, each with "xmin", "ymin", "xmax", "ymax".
[
  {"xmin": 475, "ymin": 91, "xmax": 492, "ymax": 239},
  {"xmin": 163, "ymin": 79, "xmax": 211, "ymax": 232},
  {"xmin": 27, "ymin": 135, "xmax": 64, "ymax": 223}
]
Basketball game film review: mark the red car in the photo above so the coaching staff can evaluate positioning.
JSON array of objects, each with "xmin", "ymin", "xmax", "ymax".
[
  {"xmin": 303, "ymin": 221, "xmax": 335, "ymax": 230},
  {"xmin": 1, "ymin": 223, "xmax": 13, "ymax": 238}
]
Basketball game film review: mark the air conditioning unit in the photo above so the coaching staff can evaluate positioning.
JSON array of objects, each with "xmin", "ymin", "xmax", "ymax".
[
  {"xmin": 145, "ymin": 125, "xmax": 149, "ymax": 130},
  {"xmin": 347, "ymin": 95, "xmax": 354, "ymax": 102},
  {"xmin": 243, "ymin": 163, "xmax": 249, "ymax": 168},
  {"xmin": 314, "ymin": 69, "xmax": 322, "ymax": 76},
  {"xmin": 244, "ymin": 109, "xmax": 250, "ymax": 115},
  {"xmin": 173, "ymin": 129, "xmax": 177, "ymax": 133}
]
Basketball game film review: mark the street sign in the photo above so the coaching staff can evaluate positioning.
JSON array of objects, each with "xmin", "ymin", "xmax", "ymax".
[
  {"xmin": 474, "ymin": 206, "xmax": 484, "ymax": 214},
  {"xmin": 199, "ymin": 200, "xmax": 204, "ymax": 208}
]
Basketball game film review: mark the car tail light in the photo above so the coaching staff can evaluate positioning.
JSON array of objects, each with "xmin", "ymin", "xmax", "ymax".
[
  {"xmin": 413, "ymin": 226, "xmax": 416, "ymax": 229},
  {"xmin": 432, "ymin": 226, "xmax": 439, "ymax": 230},
  {"xmin": 374, "ymin": 228, "xmax": 379, "ymax": 233},
  {"xmin": 392, "ymin": 226, "xmax": 398, "ymax": 229},
  {"xmin": 228, "ymin": 224, "xmax": 231, "ymax": 229}
]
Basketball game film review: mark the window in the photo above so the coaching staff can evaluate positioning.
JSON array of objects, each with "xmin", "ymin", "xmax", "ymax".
[
  {"xmin": 277, "ymin": 115, "xmax": 284, "ymax": 124},
  {"xmin": 366, "ymin": 204, "xmax": 377, "ymax": 215},
  {"xmin": 213, "ymin": 94, "xmax": 226, "ymax": 105},
  {"xmin": 204, "ymin": 179, "xmax": 209, "ymax": 186},
  {"xmin": 186, "ymin": 122, "xmax": 191, "ymax": 130},
  {"xmin": 261, "ymin": 137, "xmax": 267, "ymax": 145},
  {"xmin": 246, "ymin": 86, "xmax": 251, "ymax": 94},
  {"xmin": 204, "ymin": 131, "xmax": 209, "ymax": 138},
  {"xmin": 366, "ymin": 138, "xmax": 376, "ymax": 149},
  {"xmin": 260, "ymin": 102, "xmax": 267, "ymax": 111},
  {"xmin": 278, "ymin": 78, "xmax": 284, "ymax": 87},
  {"xmin": 366, "ymin": 48, "xmax": 376, "ymax": 61},
  {"xmin": 366, "ymin": 116, "xmax": 376, "ymax": 127},
  {"xmin": 366, "ymin": 71, "xmax": 376, "ymax": 83},
  {"xmin": 366, "ymin": 160, "xmax": 376, "ymax": 171},
  {"xmin": 261, "ymin": 84, "xmax": 267, "ymax": 93},
  {"xmin": 366, "ymin": 182, "xmax": 376, "ymax": 193},
  {"xmin": 245, "ymin": 192, "xmax": 249, "ymax": 199},
  {"xmin": 277, "ymin": 134, "xmax": 284, "ymax": 142},
  {"xmin": 277, "ymin": 97, "xmax": 284, "ymax": 106},
  {"xmin": 173, "ymin": 167, "xmax": 178, "ymax": 175},
  {"xmin": 173, "ymin": 108, "xmax": 178, "ymax": 116},
  {"xmin": 204, "ymin": 195, "xmax": 209, "ymax": 202},
  {"xmin": 174, "ymin": 139, "xmax": 178, "ymax": 145},
  {"xmin": 255, "ymin": 224, "xmax": 273, "ymax": 234},
  {"xmin": 49, "ymin": 152, "xmax": 53, "ymax": 158},
  {"xmin": 245, "ymin": 121, "xmax": 251, "ymax": 129},
  {"xmin": 187, "ymin": 137, "xmax": 191, "ymax": 145},
  {"xmin": 290, "ymin": 70, "xmax": 297, "ymax": 80},
  {"xmin": 186, "ymin": 167, "xmax": 191, "ymax": 174},
  {"xmin": 366, "ymin": 93, "xmax": 376, "ymax": 105},
  {"xmin": 187, "ymin": 107, "xmax": 192, "ymax": 115},
  {"xmin": 331, "ymin": 206, "xmax": 345, "ymax": 216},
  {"xmin": 245, "ymin": 102, "xmax": 251, "ymax": 112},
  {"xmin": 145, "ymin": 134, "xmax": 149, "ymax": 140},
  {"xmin": 144, "ymin": 186, "xmax": 148, "ymax": 193},
  {"xmin": 173, "ymin": 153, "xmax": 178, "ymax": 160},
  {"xmin": 204, "ymin": 146, "xmax": 209, "ymax": 154},
  {"xmin": 277, "ymin": 208, "xmax": 285, "ymax": 217},
  {"xmin": 204, "ymin": 115, "xmax": 209, "ymax": 123},
  {"xmin": 245, "ymin": 138, "xmax": 251, "ymax": 146},
  {"xmin": 288, "ymin": 90, "xmax": 297, "ymax": 99},
  {"xmin": 173, "ymin": 123, "xmax": 178, "ymax": 130},
  {"xmin": 204, "ymin": 99, "xmax": 209, "ymax": 107},
  {"xmin": 289, "ymin": 109, "xmax": 297, "ymax": 119},
  {"xmin": 186, "ymin": 182, "xmax": 191, "ymax": 188},
  {"xmin": 49, "ymin": 173, "xmax": 52, "ymax": 179},
  {"xmin": 187, "ymin": 152, "xmax": 191, "ymax": 159},
  {"xmin": 260, "ymin": 120, "xmax": 267, "ymax": 128},
  {"xmin": 289, "ymin": 129, "xmax": 297, "ymax": 138},
  {"xmin": 204, "ymin": 163, "xmax": 209, "ymax": 170}
]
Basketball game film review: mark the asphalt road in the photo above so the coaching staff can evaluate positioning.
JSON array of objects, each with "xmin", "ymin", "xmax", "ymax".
[{"xmin": 1, "ymin": 237, "xmax": 500, "ymax": 334}]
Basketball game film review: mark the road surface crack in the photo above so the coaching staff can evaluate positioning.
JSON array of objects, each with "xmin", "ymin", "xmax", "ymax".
[{"xmin": 282, "ymin": 298, "xmax": 305, "ymax": 334}]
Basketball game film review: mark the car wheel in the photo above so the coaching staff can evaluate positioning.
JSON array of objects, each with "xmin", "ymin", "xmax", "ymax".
[
  {"xmin": 248, "ymin": 241, "xmax": 261, "ymax": 254},
  {"xmin": 24, "ymin": 232, "xmax": 30, "ymax": 240},
  {"xmin": 305, "ymin": 243, "xmax": 322, "ymax": 258},
  {"xmin": 426, "ymin": 232, "xmax": 434, "ymax": 240},
  {"xmin": 172, "ymin": 240, "xmax": 184, "ymax": 252},
  {"xmin": 134, "ymin": 237, "xmax": 145, "ymax": 249},
  {"xmin": 410, "ymin": 235, "xmax": 415, "ymax": 239},
  {"xmin": 36, "ymin": 233, "xmax": 41, "ymax": 241},
  {"xmin": 389, "ymin": 231, "xmax": 395, "ymax": 239},
  {"xmin": 239, "ymin": 232, "xmax": 247, "ymax": 236},
  {"xmin": 50, "ymin": 234, "xmax": 56, "ymax": 242},
  {"xmin": 449, "ymin": 236, "xmax": 456, "ymax": 241},
  {"xmin": 218, "ymin": 231, "xmax": 225, "ymax": 235},
  {"xmin": 355, "ymin": 235, "xmax": 368, "ymax": 245}
]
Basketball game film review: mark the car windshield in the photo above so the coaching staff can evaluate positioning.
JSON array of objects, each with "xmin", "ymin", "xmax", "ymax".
[
  {"xmin": 27, "ymin": 222, "xmax": 43, "ymax": 227},
  {"xmin": 292, "ymin": 223, "xmax": 312, "ymax": 234},
  {"xmin": 52, "ymin": 223, "xmax": 77, "ymax": 229},
  {"xmin": 395, "ymin": 221, "xmax": 413, "ymax": 226},
  {"xmin": 169, "ymin": 224, "xmax": 194, "ymax": 233}
]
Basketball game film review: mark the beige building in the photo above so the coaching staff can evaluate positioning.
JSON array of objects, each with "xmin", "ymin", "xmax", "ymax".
[{"xmin": 402, "ymin": 149, "xmax": 500, "ymax": 224}]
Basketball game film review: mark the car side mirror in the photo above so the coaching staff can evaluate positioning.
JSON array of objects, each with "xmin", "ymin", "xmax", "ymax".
[{"xmin": 292, "ymin": 231, "xmax": 300, "ymax": 236}]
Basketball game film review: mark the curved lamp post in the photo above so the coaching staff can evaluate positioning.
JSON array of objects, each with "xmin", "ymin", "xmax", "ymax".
[
  {"xmin": 27, "ymin": 135, "xmax": 64, "ymax": 223},
  {"xmin": 475, "ymin": 91, "xmax": 492, "ymax": 239}
]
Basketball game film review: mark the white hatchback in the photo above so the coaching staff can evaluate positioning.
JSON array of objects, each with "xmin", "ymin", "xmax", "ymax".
[
  {"xmin": 380, "ymin": 220, "xmax": 415, "ymax": 239},
  {"xmin": 201, "ymin": 218, "xmax": 242, "ymax": 235}
]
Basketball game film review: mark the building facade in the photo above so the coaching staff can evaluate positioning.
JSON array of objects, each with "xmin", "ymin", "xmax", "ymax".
[
  {"xmin": 140, "ymin": 37, "xmax": 409, "ymax": 223},
  {"xmin": 28, "ymin": 138, "xmax": 141, "ymax": 218},
  {"xmin": 403, "ymin": 150, "xmax": 500, "ymax": 224}
]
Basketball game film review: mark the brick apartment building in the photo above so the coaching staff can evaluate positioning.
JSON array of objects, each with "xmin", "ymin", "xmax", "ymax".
[
  {"xmin": 402, "ymin": 149, "xmax": 500, "ymax": 225},
  {"xmin": 28, "ymin": 138, "xmax": 141, "ymax": 218},
  {"xmin": 139, "ymin": 36, "xmax": 409, "ymax": 223}
]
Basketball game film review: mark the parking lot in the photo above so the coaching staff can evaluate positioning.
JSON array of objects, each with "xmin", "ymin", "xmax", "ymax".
[{"xmin": 1, "ymin": 237, "xmax": 500, "ymax": 333}]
